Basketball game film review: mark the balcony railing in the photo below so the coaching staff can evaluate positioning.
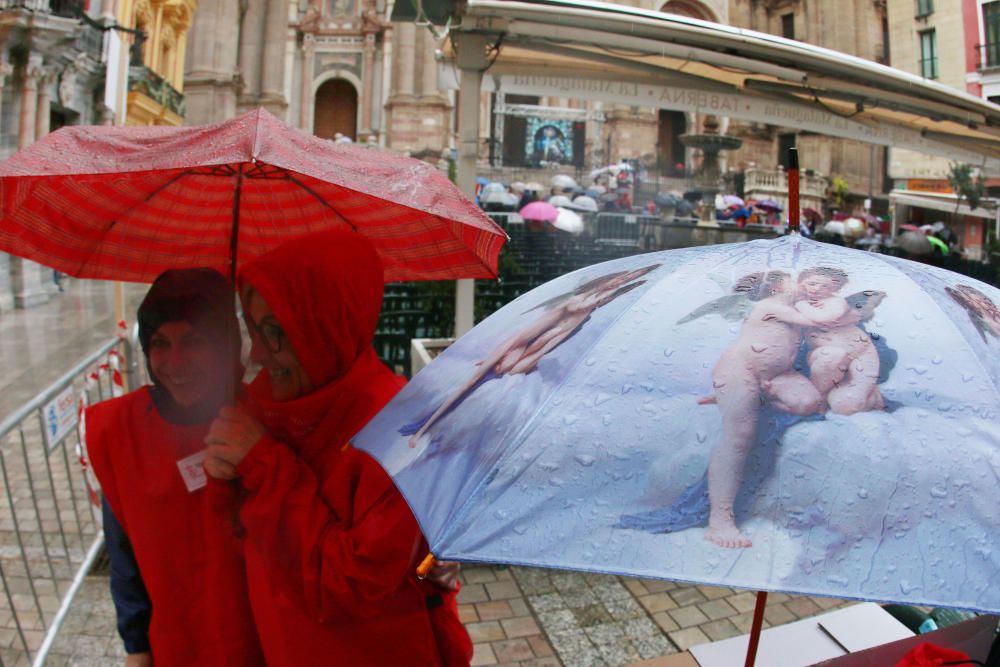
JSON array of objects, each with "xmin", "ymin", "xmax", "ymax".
[
  {"xmin": 0, "ymin": 0, "xmax": 81, "ymax": 17},
  {"xmin": 129, "ymin": 65, "xmax": 186, "ymax": 118},
  {"xmin": 977, "ymin": 42, "xmax": 1000, "ymax": 71},
  {"xmin": 743, "ymin": 167, "xmax": 828, "ymax": 210}
]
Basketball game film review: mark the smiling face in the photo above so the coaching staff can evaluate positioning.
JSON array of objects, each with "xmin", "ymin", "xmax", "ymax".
[
  {"xmin": 148, "ymin": 321, "xmax": 227, "ymax": 407},
  {"xmin": 241, "ymin": 286, "xmax": 313, "ymax": 402}
]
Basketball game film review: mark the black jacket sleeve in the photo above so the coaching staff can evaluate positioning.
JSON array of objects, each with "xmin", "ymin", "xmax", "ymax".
[{"xmin": 103, "ymin": 498, "xmax": 152, "ymax": 654}]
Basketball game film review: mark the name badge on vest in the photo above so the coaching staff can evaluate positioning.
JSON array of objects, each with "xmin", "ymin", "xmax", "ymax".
[{"xmin": 177, "ymin": 449, "xmax": 207, "ymax": 492}]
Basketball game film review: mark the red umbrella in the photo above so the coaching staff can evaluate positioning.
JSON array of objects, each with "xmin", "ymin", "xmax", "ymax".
[
  {"xmin": 899, "ymin": 223, "xmax": 921, "ymax": 232},
  {"xmin": 0, "ymin": 108, "xmax": 505, "ymax": 283}
]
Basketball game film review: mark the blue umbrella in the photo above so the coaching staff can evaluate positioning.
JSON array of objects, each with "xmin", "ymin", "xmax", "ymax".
[{"xmin": 355, "ymin": 235, "xmax": 1000, "ymax": 617}]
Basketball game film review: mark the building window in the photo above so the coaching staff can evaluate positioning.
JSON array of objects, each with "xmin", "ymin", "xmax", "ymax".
[
  {"xmin": 984, "ymin": 1, "xmax": 1000, "ymax": 68},
  {"xmin": 916, "ymin": 0, "xmax": 933, "ymax": 17},
  {"xmin": 919, "ymin": 29, "xmax": 938, "ymax": 79},
  {"xmin": 781, "ymin": 13, "xmax": 795, "ymax": 39}
]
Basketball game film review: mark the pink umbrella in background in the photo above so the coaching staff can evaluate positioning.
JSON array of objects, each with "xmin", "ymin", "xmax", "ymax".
[{"xmin": 519, "ymin": 200, "xmax": 559, "ymax": 222}]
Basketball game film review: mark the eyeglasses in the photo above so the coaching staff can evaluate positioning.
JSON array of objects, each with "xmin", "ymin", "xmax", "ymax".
[{"xmin": 245, "ymin": 317, "xmax": 285, "ymax": 354}]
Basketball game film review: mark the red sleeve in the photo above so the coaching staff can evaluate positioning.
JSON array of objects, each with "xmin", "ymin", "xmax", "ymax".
[{"xmin": 235, "ymin": 435, "xmax": 425, "ymax": 621}]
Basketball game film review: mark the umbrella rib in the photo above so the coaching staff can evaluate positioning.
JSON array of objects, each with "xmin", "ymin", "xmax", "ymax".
[
  {"xmin": 73, "ymin": 168, "xmax": 200, "ymax": 274},
  {"xmin": 282, "ymin": 173, "xmax": 358, "ymax": 231},
  {"xmin": 139, "ymin": 168, "xmax": 198, "ymax": 206}
]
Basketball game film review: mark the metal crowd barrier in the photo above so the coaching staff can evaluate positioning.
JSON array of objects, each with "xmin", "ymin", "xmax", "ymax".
[
  {"xmin": 486, "ymin": 211, "xmax": 524, "ymax": 230},
  {"xmin": 0, "ymin": 334, "xmax": 137, "ymax": 666},
  {"xmin": 594, "ymin": 213, "xmax": 661, "ymax": 247}
]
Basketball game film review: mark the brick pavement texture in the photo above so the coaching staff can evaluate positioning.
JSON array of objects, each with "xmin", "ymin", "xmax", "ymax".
[{"xmin": 11, "ymin": 564, "xmax": 856, "ymax": 666}]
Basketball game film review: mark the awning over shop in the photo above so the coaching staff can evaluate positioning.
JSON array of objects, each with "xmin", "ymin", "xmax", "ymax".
[
  {"xmin": 427, "ymin": 0, "xmax": 1000, "ymax": 173},
  {"xmin": 889, "ymin": 190, "xmax": 998, "ymax": 221}
]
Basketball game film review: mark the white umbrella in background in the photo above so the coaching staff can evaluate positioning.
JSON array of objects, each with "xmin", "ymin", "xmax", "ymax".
[
  {"xmin": 551, "ymin": 174, "xmax": 578, "ymax": 191},
  {"xmin": 524, "ymin": 181, "xmax": 546, "ymax": 193},
  {"xmin": 548, "ymin": 195, "xmax": 573, "ymax": 207},
  {"xmin": 897, "ymin": 231, "xmax": 933, "ymax": 256},
  {"xmin": 822, "ymin": 220, "xmax": 846, "ymax": 236},
  {"xmin": 510, "ymin": 181, "xmax": 526, "ymax": 194},
  {"xmin": 552, "ymin": 207, "xmax": 585, "ymax": 234},
  {"xmin": 481, "ymin": 191, "xmax": 519, "ymax": 209},
  {"xmin": 843, "ymin": 217, "xmax": 867, "ymax": 242},
  {"xmin": 588, "ymin": 162, "xmax": 633, "ymax": 180},
  {"xmin": 481, "ymin": 182, "xmax": 506, "ymax": 196},
  {"xmin": 567, "ymin": 195, "xmax": 599, "ymax": 213}
]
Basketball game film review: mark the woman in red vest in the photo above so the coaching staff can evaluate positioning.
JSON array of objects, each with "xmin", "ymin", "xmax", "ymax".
[
  {"xmin": 86, "ymin": 268, "xmax": 265, "ymax": 666},
  {"xmin": 203, "ymin": 230, "xmax": 473, "ymax": 666}
]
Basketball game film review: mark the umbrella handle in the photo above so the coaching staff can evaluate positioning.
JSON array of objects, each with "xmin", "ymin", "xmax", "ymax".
[
  {"xmin": 788, "ymin": 147, "xmax": 800, "ymax": 233},
  {"xmin": 744, "ymin": 591, "xmax": 768, "ymax": 667},
  {"xmin": 416, "ymin": 553, "xmax": 437, "ymax": 578}
]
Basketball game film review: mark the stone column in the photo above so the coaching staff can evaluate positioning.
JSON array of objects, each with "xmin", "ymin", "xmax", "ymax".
[
  {"xmin": 183, "ymin": 0, "xmax": 240, "ymax": 124},
  {"xmin": 299, "ymin": 34, "xmax": 315, "ymax": 129},
  {"xmin": 420, "ymin": 29, "xmax": 437, "ymax": 97},
  {"xmin": 237, "ymin": 0, "xmax": 266, "ymax": 107},
  {"xmin": 452, "ymin": 33, "xmax": 490, "ymax": 337},
  {"xmin": 395, "ymin": 22, "xmax": 415, "ymax": 96},
  {"xmin": 36, "ymin": 68, "xmax": 60, "ymax": 294},
  {"xmin": 0, "ymin": 62, "xmax": 13, "ymax": 312},
  {"xmin": 18, "ymin": 60, "xmax": 41, "ymax": 149},
  {"xmin": 0, "ymin": 253, "xmax": 12, "ymax": 312},
  {"xmin": 12, "ymin": 59, "xmax": 52, "ymax": 308},
  {"xmin": 10, "ymin": 257, "xmax": 54, "ymax": 307},
  {"xmin": 35, "ymin": 67, "xmax": 56, "ymax": 141},
  {"xmin": 360, "ymin": 35, "xmax": 376, "ymax": 134},
  {"xmin": 258, "ymin": 0, "xmax": 288, "ymax": 115}
]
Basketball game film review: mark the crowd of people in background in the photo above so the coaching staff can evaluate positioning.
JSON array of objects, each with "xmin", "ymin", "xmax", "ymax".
[{"xmin": 471, "ymin": 162, "xmax": 977, "ymax": 269}]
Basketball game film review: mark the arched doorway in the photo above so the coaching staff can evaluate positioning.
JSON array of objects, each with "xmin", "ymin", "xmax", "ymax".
[
  {"xmin": 313, "ymin": 79, "xmax": 358, "ymax": 140},
  {"xmin": 659, "ymin": 0, "xmax": 715, "ymax": 21},
  {"xmin": 658, "ymin": 110, "xmax": 687, "ymax": 177}
]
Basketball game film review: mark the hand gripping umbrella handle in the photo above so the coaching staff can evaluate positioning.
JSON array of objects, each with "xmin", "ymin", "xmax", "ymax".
[{"xmin": 416, "ymin": 553, "xmax": 437, "ymax": 578}]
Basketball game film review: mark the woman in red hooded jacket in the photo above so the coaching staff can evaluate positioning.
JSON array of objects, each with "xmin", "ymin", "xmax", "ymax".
[{"xmin": 202, "ymin": 230, "xmax": 473, "ymax": 666}]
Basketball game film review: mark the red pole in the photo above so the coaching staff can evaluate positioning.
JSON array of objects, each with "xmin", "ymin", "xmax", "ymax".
[
  {"xmin": 788, "ymin": 147, "xmax": 800, "ymax": 233},
  {"xmin": 743, "ymin": 591, "xmax": 768, "ymax": 667}
]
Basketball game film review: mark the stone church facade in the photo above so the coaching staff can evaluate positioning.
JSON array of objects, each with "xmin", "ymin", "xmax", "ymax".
[{"xmin": 184, "ymin": 0, "xmax": 883, "ymax": 199}]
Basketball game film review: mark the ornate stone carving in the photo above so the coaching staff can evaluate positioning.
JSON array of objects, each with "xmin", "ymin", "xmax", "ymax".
[
  {"xmin": 360, "ymin": 0, "xmax": 381, "ymax": 34},
  {"xmin": 162, "ymin": 0, "xmax": 193, "ymax": 31},
  {"xmin": 301, "ymin": 0, "xmax": 322, "ymax": 32}
]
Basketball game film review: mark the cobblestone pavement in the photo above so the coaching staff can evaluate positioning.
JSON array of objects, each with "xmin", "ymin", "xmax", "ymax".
[
  {"xmin": 22, "ymin": 563, "xmax": 854, "ymax": 666},
  {"xmin": 1, "ymin": 280, "xmax": 855, "ymax": 666}
]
